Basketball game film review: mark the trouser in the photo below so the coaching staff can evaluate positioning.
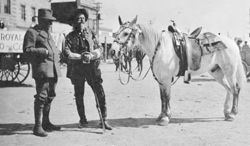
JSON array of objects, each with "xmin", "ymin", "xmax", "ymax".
[
  {"xmin": 71, "ymin": 64, "xmax": 107, "ymax": 121},
  {"xmin": 33, "ymin": 77, "xmax": 58, "ymax": 133},
  {"xmin": 34, "ymin": 77, "xmax": 58, "ymax": 103}
]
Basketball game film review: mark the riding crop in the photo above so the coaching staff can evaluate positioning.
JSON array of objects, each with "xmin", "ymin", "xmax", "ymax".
[{"xmin": 93, "ymin": 91, "xmax": 105, "ymax": 134}]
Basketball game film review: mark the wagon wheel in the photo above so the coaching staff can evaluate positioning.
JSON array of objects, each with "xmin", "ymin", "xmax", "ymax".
[
  {"xmin": 0, "ymin": 67, "xmax": 19, "ymax": 82},
  {"xmin": 13, "ymin": 62, "xmax": 30, "ymax": 84},
  {"xmin": 0, "ymin": 54, "xmax": 19, "ymax": 82}
]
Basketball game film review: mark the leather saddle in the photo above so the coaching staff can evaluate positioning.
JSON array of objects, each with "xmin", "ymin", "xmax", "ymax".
[
  {"xmin": 168, "ymin": 25, "xmax": 227, "ymax": 75},
  {"xmin": 168, "ymin": 25, "xmax": 187, "ymax": 76}
]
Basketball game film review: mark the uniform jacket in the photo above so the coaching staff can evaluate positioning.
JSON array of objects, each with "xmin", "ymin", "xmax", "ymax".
[
  {"xmin": 62, "ymin": 27, "xmax": 103, "ymax": 79},
  {"xmin": 23, "ymin": 25, "xmax": 61, "ymax": 79}
]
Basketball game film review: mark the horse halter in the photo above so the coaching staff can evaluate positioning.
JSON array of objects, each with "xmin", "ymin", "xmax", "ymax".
[{"xmin": 115, "ymin": 24, "xmax": 139, "ymax": 48}]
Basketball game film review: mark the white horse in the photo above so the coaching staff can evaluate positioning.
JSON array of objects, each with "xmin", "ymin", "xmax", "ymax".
[{"xmin": 114, "ymin": 16, "xmax": 246, "ymax": 126}]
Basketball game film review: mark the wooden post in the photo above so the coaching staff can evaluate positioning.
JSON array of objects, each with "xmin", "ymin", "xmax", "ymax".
[{"xmin": 104, "ymin": 36, "xmax": 107, "ymax": 62}]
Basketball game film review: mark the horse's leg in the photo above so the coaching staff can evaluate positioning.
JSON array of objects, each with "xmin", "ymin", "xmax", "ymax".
[
  {"xmin": 137, "ymin": 59, "xmax": 140, "ymax": 71},
  {"xmin": 156, "ymin": 84, "xmax": 171, "ymax": 126},
  {"xmin": 115, "ymin": 62, "xmax": 119, "ymax": 71},
  {"xmin": 216, "ymin": 64, "xmax": 240, "ymax": 121},
  {"xmin": 124, "ymin": 58, "xmax": 128, "ymax": 71},
  {"xmin": 208, "ymin": 70, "xmax": 234, "ymax": 120},
  {"xmin": 224, "ymin": 73, "xmax": 240, "ymax": 121},
  {"xmin": 140, "ymin": 59, "xmax": 143, "ymax": 71},
  {"xmin": 129, "ymin": 59, "xmax": 132, "ymax": 72},
  {"xmin": 136, "ymin": 59, "xmax": 140, "ymax": 71}
]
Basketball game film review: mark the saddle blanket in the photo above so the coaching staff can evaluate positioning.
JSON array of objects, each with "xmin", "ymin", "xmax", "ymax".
[
  {"xmin": 198, "ymin": 32, "xmax": 227, "ymax": 56},
  {"xmin": 188, "ymin": 32, "xmax": 227, "ymax": 71}
]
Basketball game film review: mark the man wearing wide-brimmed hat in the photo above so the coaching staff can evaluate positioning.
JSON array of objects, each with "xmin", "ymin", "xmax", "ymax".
[
  {"xmin": 23, "ymin": 8, "xmax": 61, "ymax": 137},
  {"xmin": 62, "ymin": 8, "xmax": 112, "ymax": 130}
]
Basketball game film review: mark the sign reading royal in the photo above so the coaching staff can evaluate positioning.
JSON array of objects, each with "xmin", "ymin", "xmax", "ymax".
[
  {"xmin": 0, "ymin": 31, "xmax": 64, "ymax": 53},
  {"xmin": 0, "ymin": 31, "xmax": 25, "ymax": 53}
]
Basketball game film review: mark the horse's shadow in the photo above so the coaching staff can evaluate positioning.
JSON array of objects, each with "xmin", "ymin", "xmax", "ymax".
[
  {"xmin": 191, "ymin": 77, "xmax": 250, "ymax": 82},
  {"xmin": 108, "ymin": 117, "xmax": 224, "ymax": 127},
  {"xmin": 191, "ymin": 78, "xmax": 216, "ymax": 82},
  {"xmin": 0, "ymin": 117, "xmax": 224, "ymax": 136}
]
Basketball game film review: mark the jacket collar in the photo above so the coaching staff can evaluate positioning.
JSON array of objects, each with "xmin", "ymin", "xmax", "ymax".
[{"xmin": 34, "ymin": 25, "xmax": 50, "ymax": 38}]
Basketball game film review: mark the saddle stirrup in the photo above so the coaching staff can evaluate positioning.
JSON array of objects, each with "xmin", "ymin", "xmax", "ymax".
[{"xmin": 184, "ymin": 70, "xmax": 191, "ymax": 83}]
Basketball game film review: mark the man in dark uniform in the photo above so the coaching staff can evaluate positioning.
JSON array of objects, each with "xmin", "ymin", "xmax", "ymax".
[
  {"xmin": 23, "ymin": 8, "xmax": 61, "ymax": 137},
  {"xmin": 62, "ymin": 8, "xmax": 112, "ymax": 130}
]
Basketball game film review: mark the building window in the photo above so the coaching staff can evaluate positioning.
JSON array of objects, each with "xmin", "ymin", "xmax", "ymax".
[
  {"xmin": 31, "ymin": 7, "xmax": 36, "ymax": 17},
  {"xmin": 4, "ymin": 0, "xmax": 11, "ymax": 14},
  {"xmin": 21, "ymin": 5, "xmax": 26, "ymax": 21}
]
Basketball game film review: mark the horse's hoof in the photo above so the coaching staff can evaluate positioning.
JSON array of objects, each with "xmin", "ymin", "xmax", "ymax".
[
  {"xmin": 157, "ymin": 117, "xmax": 170, "ymax": 126},
  {"xmin": 224, "ymin": 113, "xmax": 235, "ymax": 121},
  {"xmin": 156, "ymin": 116, "xmax": 162, "ymax": 122}
]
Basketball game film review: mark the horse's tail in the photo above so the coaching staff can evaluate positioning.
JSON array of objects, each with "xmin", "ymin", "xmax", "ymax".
[{"xmin": 236, "ymin": 59, "xmax": 247, "ymax": 89}]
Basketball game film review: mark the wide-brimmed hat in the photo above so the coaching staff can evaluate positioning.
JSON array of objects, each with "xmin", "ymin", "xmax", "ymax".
[
  {"xmin": 38, "ymin": 8, "xmax": 56, "ymax": 21},
  {"xmin": 69, "ymin": 8, "xmax": 89, "ymax": 23}
]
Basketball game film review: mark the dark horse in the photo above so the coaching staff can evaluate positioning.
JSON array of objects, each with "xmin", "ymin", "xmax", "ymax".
[
  {"xmin": 134, "ymin": 45, "xmax": 146, "ymax": 71},
  {"xmin": 111, "ymin": 42, "xmax": 145, "ymax": 73}
]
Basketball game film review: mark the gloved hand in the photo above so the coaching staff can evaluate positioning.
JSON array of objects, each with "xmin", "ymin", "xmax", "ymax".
[{"xmin": 81, "ymin": 52, "xmax": 94, "ymax": 64}]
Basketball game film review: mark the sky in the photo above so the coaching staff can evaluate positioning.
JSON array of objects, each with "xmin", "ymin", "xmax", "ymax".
[{"xmin": 98, "ymin": 0, "xmax": 250, "ymax": 40}]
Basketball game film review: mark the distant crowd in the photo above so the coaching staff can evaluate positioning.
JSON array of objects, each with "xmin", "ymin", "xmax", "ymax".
[{"xmin": 235, "ymin": 38, "xmax": 250, "ymax": 52}]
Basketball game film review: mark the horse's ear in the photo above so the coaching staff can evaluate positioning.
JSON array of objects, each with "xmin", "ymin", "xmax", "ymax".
[
  {"xmin": 189, "ymin": 27, "xmax": 202, "ymax": 38},
  {"xmin": 118, "ymin": 16, "xmax": 123, "ymax": 25},
  {"xmin": 129, "ymin": 15, "xmax": 138, "ymax": 26}
]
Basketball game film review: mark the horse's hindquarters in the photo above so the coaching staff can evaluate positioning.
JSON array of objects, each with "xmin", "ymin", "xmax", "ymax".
[{"xmin": 189, "ymin": 53, "xmax": 215, "ymax": 76}]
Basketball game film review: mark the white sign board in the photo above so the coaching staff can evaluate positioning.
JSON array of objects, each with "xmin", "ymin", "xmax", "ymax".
[
  {"xmin": 0, "ymin": 31, "xmax": 64, "ymax": 53},
  {"xmin": 0, "ymin": 31, "xmax": 25, "ymax": 53}
]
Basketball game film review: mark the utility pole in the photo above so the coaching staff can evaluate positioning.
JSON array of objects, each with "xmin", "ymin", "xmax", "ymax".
[
  {"xmin": 94, "ymin": 2, "xmax": 101, "ymax": 39},
  {"xmin": 104, "ymin": 36, "xmax": 107, "ymax": 62},
  {"xmin": 249, "ymin": 8, "xmax": 250, "ymax": 38}
]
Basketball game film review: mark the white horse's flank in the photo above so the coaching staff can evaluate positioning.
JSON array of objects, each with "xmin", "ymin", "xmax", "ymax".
[{"xmin": 115, "ymin": 16, "xmax": 246, "ymax": 125}]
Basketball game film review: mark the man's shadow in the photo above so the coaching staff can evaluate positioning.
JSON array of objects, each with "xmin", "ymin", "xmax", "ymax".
[
  {"xmin": 0, "ymin": 117, "xmax": 224, "ymax": 136},
  {"xmin": 0, "ymin": 81, "xmax": 33, "ymax": 88}
]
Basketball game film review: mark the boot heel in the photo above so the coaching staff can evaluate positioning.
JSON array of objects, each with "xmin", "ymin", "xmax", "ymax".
[{"xmin": 33, "ymin": 126, "xmax": 48, "ymax": 137}]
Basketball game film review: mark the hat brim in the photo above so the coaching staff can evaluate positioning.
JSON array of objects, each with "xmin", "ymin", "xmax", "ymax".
[
  {"xmin": 68, "ymin": 9, "xmax": 88, "ymax": 24},
  {"xmin": 39, "ymin": 16, "xmax": 56, "ymax": 21}
]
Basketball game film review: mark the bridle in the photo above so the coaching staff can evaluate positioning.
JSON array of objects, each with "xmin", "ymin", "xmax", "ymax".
[
  {"xmin": 115, "ymin": 23, "xmax": 164, "ymax": 85},
  {"xmin": 115, "ymin": 23, "xmax": 180, "ymax": 86},
  {"xmin": 115, "ymin": 24, "xmax": 149, "ymax": 85},
  {"xmin": 114, "ymin": 23, "xmax": 140, "ymax": 49}
]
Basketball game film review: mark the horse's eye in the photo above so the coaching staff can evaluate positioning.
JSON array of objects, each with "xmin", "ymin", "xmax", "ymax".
[{"xmin": 123, "ymin": 32, "xmax": 129, "ymax": 36}]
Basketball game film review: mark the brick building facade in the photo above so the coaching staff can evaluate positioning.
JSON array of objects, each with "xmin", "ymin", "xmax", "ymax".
[
  {"xmin": 0, "ymin": 0, "xmax": 98, "ymax": 31},
  {"xmin": 51, "ymin": 0, "xmax": 99, "ymax": 34},
  {"xmin": 0, "ymin": 0, "xmax": 50, "ymax": 30}
]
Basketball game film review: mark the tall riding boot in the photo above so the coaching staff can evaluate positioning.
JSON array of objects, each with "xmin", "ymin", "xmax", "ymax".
[
  {"xmin": 42, "ymin": 101, "xmax": 61, "ymax": 131},
  {"xmin": 75, "ymin": 97, "xmax": 88, "ymax": 128},
  {"xmin": 33, "ymin": 99, "xmax": 47, "ymax": 137}
]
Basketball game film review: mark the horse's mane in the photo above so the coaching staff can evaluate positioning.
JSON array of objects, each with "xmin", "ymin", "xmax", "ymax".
[{"xmin": 137, "ymin": 24, "xmax": 162, "ymax": 46}]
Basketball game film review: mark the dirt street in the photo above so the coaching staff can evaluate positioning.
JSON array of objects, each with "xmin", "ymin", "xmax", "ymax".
[{"xmin": 0, "ymin": 60, "xmax": 250, "ymax": 146}]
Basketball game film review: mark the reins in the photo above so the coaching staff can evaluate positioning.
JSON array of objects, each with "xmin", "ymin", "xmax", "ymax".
[{"xmin": 118, "ymin": 47, "xmax": 131, "ymax": 85}]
